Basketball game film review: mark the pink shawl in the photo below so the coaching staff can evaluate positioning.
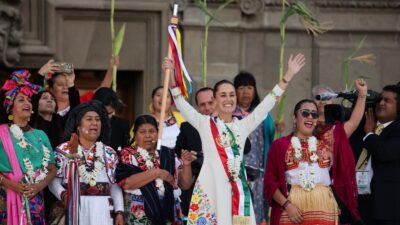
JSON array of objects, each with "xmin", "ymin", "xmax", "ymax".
[{"xmin": 0, "ymin": 124, "xmax": 26, "ymax": 225}]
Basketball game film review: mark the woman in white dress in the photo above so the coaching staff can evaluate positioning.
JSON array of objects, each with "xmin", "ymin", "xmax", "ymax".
[
  {"xmin": 49, "ymin": 100, "xmax": 124, "ymax": 225},
  {"xmin": 163, "ymin": 53, "xmax": 306, "ymax": 225}
]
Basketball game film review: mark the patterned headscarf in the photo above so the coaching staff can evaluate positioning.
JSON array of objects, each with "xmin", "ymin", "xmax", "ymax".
[
  {"xmin": 1, "ymin": 70, "xmax": 42, "ymax": 113},
  {"xmin": 63, "ymin": 100, "xmax": 111, "ymax": 144}
]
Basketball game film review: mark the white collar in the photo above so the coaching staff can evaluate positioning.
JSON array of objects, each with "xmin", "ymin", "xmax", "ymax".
[{"xmin": 377, "ymin": 120, "xmax": 393, "ymax": 128}]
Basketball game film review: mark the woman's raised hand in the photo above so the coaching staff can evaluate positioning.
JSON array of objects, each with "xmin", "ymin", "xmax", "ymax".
[
  {"xmin": 38, "ymin": 59, "xmax": 60, "ymax": 78},
  {"xmin": 287, "ymin": 53, "xmax": 306, "ymax": 77},
  {"xmin": 354, "ymin": 78, "xmax": 368, "ymax": 95},
  {"xmin": 162, "ymin": 57, "xmax": 177, "ymax": 87},
  {"xmin": 162, "ymin": 57, "xmax": 174, "ymax": 71}
]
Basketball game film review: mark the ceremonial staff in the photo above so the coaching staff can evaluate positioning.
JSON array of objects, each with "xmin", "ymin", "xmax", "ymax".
[{"xmin": 157, "ymin": 4, "xmax": 192, "ymax": 150}]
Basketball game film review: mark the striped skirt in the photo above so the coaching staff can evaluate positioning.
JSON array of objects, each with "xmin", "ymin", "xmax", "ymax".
[{"xmin": 279, "ymin": 185, "xmax": 339, "ymax": 225}]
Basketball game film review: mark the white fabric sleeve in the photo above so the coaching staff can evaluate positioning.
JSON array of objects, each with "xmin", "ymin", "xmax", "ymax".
[
  {"xmin": 238, "ymin": 84, "xmax": 284, "ymax": 137},
  {"xmin": 110, "ymin": 183, "xmax": 124, "ymax": 211},
  {"xmin": 48, "ymin": 177, "xmax": 65, "ymax": 200},
  {"xmin": 363, "ymin": 132, "xmax": 374, "ymax": 141},
  {"xmin": 171, "ymin": 87, "xmax": 207, "ymax": 130}
]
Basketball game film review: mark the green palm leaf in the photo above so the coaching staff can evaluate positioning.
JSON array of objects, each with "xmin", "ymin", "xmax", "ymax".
[{"xmin": 113, "ymin": 23, "xmax": 126, "ymax": 55}]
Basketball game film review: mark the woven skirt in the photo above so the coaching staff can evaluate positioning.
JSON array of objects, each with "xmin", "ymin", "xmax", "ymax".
[{"xmin": 279, "ymin": 185, "xmax": 339, "ymax": 225}]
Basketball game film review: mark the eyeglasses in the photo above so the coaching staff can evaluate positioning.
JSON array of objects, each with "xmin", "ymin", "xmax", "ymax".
[{"xmin": 299, "ymin": 109, "xmax": 319, "ymax": 119}]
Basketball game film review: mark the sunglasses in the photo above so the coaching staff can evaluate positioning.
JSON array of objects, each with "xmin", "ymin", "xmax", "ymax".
[{"xmin": 299, "ymin": 109, "xmax": 319, "ymax": 119}]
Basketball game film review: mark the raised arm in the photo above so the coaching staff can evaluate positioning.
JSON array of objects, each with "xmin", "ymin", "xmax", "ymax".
[
  {"xmin": 343, "ymin": 79, "xmax": 368, "ymax": 137},
  {"xmin": 240, "ymin": 53, "xmax": 306, "ymax": 136},
  {"xmin": 95, "ymin": 55, "xmax": 120, "ymax": 92}
]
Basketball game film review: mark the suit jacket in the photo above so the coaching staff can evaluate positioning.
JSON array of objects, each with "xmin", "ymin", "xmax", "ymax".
[
  {"xmin": 364, "ymin": 119, "xmax": 400, "ymax": 221},
  {"xmin": 110, "ymin": 116, "xmax": 130, "ymax": 152},
  {"xmin": 174, "ymin": 122, "xmax": 203, "ymax": 176}
]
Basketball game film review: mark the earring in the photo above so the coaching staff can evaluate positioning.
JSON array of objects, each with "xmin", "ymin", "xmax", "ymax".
[{"xmin": 8, "ymin": 115, "xmax": 13, "ymax": 121}]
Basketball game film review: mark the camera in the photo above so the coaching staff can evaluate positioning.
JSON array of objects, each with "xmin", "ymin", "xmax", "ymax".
[
  {"xmin": 324, "ymin": 90, "xmax": 380, "ymax": 124},
  {"xmin": 54, "ymin": 62, "xmax": 73, "ymax": 74}
]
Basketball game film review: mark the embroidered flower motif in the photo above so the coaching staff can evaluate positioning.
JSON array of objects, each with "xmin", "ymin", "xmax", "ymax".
[
  {"xmin": 191, "ymin": 194, "xmax": 201, "ymax": 204},
  {"xmin": 188, "ymin": 182, "xmax": 217, "ymax": 225}
]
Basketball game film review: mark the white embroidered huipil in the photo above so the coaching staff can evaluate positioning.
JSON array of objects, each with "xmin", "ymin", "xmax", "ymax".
[
  {"xmin": 49, "ymin": 142, "xmax": 124, "ymax": 225},
  {"xmin": 171, "ymin": 85, "xmax": 283, "ymax": 225}
]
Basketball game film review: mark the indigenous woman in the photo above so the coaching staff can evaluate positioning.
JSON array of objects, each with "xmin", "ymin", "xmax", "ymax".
[
  {"xmin": 164, "ymin": 53, "xmax": 305, "ymax": 225},
  {"xmin": 0, "ymin": 70, "xmax": 56, "ymax": 225},
  {"xmin": 149, "ymin": 86, "xmax": 185, "ymax": 149},
  {"xmin": 49, "ymin": 100, "xmax": 124, "ymax": 225},
  {"xmin": 116, "ymin": 115, "xmax": 196, "ymax": 225},
  {"xmin": 233, "ymin": 72, "xmax": 278, "ymax": 224},
  {"xmin": 264, "ymin": 96, "xmax": 362, "ymax": 225}
]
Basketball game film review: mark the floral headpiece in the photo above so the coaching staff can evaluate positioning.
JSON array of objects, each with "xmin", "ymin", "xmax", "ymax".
[{"xmin": 1, "ymin": 70, "xmax": 42, "ymax": 113}]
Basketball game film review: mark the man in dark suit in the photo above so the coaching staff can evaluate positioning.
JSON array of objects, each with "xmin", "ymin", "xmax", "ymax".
[{"xmin": 364, "ymin": 85, "xmax": 400, "ymax": 225}]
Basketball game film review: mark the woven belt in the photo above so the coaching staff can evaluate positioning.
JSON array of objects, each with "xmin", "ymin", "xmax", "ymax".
[{"xmin": 80, "ymin": 182, "xmax": 111, "ymax": 196}]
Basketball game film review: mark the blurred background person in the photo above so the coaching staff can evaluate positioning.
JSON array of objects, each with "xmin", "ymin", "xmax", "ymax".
[
  {"xmin": 148, "ymin": 86, "xmax": 185, "ymax": 149},
  {"xmin": 93, "ymin": 87, "xmax": 130, "ymax": 152}
]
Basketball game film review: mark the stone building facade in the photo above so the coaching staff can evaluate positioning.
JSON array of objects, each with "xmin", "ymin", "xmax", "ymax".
[{"xmin": 1, "ymin": 0, "xmax": 399, "ymax": 128}]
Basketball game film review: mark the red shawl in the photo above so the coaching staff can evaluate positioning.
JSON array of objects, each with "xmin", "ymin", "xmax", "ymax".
[{"xmin": 264, "ymin": 123, "xmax": 360, "ymax": 225}]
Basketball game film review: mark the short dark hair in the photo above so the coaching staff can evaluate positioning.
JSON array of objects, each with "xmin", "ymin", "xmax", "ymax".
[
  {"xmin": 47, "ymin": 73, "xmax": 66, "ymax": 88},
  {"xmin": 195, "ymin": 87, "xmax": 213, "ymax": 106},
  {"xmin": 213, "ymin": 80, "xmax": 234, "ymax": 97},
  {"xmin": 293, "ymin": 99, "xmax": 318, "ymax": 117},
  {"xmin": 233, "ymin": 72, "xmax": 261, "ymax": 110},
  {"xmin": 382, "ymin": 85, "xmax": 400, "ymax": 119},
  {"xmin": 93, "ymin": 87, "xmax": 124, "ymax": 111}
]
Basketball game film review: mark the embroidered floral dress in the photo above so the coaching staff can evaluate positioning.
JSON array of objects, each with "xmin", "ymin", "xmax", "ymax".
[
  {"xmin": 49, "ymin": 142, "xmax": 124, "ymax": 225},
  {"xmin": 0, "ymin": 127, "xmax": 55, "ymax": 225},
  {"xmin": 171, "ymin": 85, "xmax": 284, "ymax": 225},
  {"xmin": 120, "ymin": 147, "xmax": 182, "ymax": 225}
]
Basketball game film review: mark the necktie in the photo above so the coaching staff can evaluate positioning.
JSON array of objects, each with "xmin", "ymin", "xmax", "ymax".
[
  {"xmin": 374, "ymin": 124, "xmax": 384, "ymax": 135},
  {"xmin": 356, "ymin": 124, "xmax": 384, "ymax": 170}
]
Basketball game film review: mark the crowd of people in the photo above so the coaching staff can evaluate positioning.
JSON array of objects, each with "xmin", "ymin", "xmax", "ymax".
[{"xmin": 0, "ymin": 51, "xmax": 399, "ymax": 225}]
